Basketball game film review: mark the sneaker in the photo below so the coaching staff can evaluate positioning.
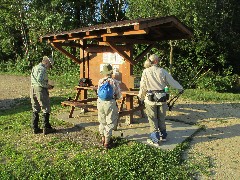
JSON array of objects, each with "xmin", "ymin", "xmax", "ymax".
[
  {"xmin": 161, "ymin": 137, "xmax": 167, "ymax": 142},
  {"xmin": 43, "ymin": 127, "xmax": 57, "ymax": 135},
  {"xmin": 147, "ymin": 139, "xmax": 160, "ymax": 147}
]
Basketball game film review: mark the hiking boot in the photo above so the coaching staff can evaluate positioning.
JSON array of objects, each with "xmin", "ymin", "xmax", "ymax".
[
  {"xmin": 32, "ymin": 112, "xmax": 41, "ymax": 134},
  {"xmin": 43, "ymin": 127, "xmax": 56, "ymax": 135},
  {"xmin": 33, "ymin": 128, "xmax": 43, "ymax": 134}
]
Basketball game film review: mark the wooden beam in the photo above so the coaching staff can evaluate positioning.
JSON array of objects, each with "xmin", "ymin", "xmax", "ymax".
[
  {"xmin": 85, "ymin": 46, "xmax": 114, "ymax": 53},
  {"xmin": 103, "ymin": 36, "xmax": 155, "ymax": 44},
  {"xmin": 85, "ymin": 44, "xmax": 129, "ymax": 53},
  {"xmin": 101, "ymin": 29, "xmax": 149, "ymax": 37},
  {"xmin": 53, "ymin": 42, "xmax": 83, "ymax": 48},
  {"xmin": 83, "ymin": 35, "xmax": 101, "ymax": 39},
  {"xmin": 51, "ymin": 42, "xmax": 82, "ymax": 64},
  {"xmin": 134, "ymin": 16, "xmax": 174, "ymax": 30},
  {"xmin": 124, "ymin": 29, "xmax": 149, "ymax": 35},
  {"xmin": 106, "ymin": 41, "xmax": 136, "ymax": 65},
  {"xmin": 172, "ymin": 19, "xmax": 194, "ymax": 38},
  {"xmin": 68, "ymin": 33, "xmax": 84, "ymax": 39},
  {"xmin": 134, "ymin": 43, "xmax": 157, "ymax": 62}
]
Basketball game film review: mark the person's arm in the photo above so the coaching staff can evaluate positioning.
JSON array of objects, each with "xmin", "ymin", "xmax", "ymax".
[
  {"xmin": 164, "ymin": 69, "xmax": 183, "ymax": 91},
  {"xmin": 138, "ymin": 70, "xmax": 147, "ymax": 101}
]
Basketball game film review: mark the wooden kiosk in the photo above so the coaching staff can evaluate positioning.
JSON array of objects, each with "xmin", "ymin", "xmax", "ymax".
[{"xmin": 40, "ymin": 15, "xmax": 193, "ymax": 124}]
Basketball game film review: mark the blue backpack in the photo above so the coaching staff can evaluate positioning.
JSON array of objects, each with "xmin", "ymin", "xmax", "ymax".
[{"xmin": 98, "ymin": 79, "xmax": 114, "ymax": 101}]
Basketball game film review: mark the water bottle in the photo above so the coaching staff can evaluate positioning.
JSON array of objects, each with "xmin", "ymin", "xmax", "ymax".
[
  {"xmin": 164, "ymin": 86, "xmax": 169, "ymax": 93},
  {"xmin": 164, "ymin": 86, "xmax": 169, "ymax": 100}
]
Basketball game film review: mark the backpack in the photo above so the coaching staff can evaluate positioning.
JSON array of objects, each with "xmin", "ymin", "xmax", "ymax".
[
  {"xmin": 98, "ymin": 79, "xmax": 114, "ymax": 101},
  {"xmin": 78, "ymin": 78, "xmax": 92, "ymax": 87}
]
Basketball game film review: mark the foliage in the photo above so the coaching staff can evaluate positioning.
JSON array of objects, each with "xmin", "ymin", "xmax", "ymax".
[
  {"xmin": 0, "ymin": 0, "xmax": 240, "ymax": 92},
  {"xmin": 127, "ymin": 0, "xmax": 240, "ymax": 92},
  {"xmin": 195, "ymin": 69, "xmax": 239, "ymax": 92}
]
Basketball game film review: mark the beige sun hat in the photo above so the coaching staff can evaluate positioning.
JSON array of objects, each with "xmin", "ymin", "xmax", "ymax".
[
  {"xmin": 101, "ymin": 64, "xmax": 113, "ymax": 75},
  {"xmin": 43, "ymin": 56, "xmax": 54, "ymax": 66}
]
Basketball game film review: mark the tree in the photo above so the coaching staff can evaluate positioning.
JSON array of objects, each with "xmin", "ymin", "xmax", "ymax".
[{"xmin": 126, "ymin": 0, "xmax": 240, "ymax": 90}]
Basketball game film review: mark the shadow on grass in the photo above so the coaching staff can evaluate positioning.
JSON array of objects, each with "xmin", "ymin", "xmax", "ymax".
[{"xmin": 0, "ymin": 96, "xmax": 68, "ymax": 116}]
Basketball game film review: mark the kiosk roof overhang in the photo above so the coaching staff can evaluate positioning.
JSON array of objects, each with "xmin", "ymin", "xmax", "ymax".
[{"xmin": 40, "ymin": 15, "xmax": 193, "ymax": 44}]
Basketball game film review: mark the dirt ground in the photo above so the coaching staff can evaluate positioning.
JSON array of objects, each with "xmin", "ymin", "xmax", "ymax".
[{"xmin": 0, "ymin": 74, "xmax": 240, "ymax": 179}]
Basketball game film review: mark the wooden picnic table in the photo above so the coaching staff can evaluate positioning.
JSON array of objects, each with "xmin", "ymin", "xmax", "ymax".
[{"xmin": 61, "ymin": 86, "xmax": 144, "ymax": 124}]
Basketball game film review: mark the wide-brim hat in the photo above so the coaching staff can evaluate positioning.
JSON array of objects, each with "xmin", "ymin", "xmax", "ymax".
[
  {"xmin": 101, "ymin": 64, "xmax": 113, "ymax": 75},
  {"xmin": 43, "ymin": 56, "xmax": 54, "ymax": 66}
]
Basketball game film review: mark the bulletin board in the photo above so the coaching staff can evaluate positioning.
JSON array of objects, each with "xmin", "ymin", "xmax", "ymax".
[{"xmin": 81, "ymin": 50, "xmax": 135, "ymax": 91}]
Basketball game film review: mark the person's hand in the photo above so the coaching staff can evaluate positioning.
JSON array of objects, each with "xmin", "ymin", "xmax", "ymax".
[{"xmin": 179, "ymin": 89, "xmax": 184, "ymax": 94}]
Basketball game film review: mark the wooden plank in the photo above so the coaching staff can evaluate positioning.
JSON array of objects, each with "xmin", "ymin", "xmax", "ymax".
[{"xmin": 61, "ymin": 101, "xmax": 96, "ymax": 108}]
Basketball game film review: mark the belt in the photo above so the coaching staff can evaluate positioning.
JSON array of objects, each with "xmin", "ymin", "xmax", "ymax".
[{"xmin": 147, "ymin": 90, "xmax": 165, "ymax": 93}]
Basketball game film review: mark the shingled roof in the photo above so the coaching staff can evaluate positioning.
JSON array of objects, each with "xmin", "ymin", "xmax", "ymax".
[{"xmin": 40, "ymin": 15, "xmax": 193, "ymax": 44}]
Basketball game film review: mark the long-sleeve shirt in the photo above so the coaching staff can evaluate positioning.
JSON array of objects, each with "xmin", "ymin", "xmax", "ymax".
[
  {"xmin": 31, "ymin": 63, "xmax": 49, "ymax": 88},
  {"xmin": 97, "ymin": 77, "xmax": 122, "ymax": 100},
  {"xmin": 138, "ymin": 65, "xmax": 183, "ymax": 105}
]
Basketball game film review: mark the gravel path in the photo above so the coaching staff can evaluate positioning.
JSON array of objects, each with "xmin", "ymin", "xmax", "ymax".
[{"xmin": 0, "ymin": 74, "xmax": 240, "ymax": 179}]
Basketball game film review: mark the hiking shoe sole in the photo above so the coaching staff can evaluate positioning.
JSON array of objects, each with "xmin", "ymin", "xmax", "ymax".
[{"xmin": 147, "ymin": 139, "xmax": 160, "ymax": 147}]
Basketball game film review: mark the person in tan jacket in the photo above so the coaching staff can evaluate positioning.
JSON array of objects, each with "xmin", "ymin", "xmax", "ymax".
[{"xmin": 138, "ymin": 54, "xmax": 183, "ymax": 146}]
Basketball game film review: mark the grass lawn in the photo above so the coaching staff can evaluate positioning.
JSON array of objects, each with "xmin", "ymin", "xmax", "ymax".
[{"xmin": 1, "ymin": 74, "xmax": 239, "ymax": 179}]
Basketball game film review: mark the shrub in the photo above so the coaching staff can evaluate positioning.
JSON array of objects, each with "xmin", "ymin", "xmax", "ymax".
[{"xmin": 196, "ymin": 70, "xmax": 238, "ymax": 92}]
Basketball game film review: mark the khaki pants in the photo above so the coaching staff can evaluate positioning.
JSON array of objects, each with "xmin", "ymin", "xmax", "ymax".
[
  {"xmin": 145, "ymin": 103, "xmax": 167, "ymax": 132},
  {"xmin": 97, "ymin": 98, "xmax": 118, "ymax": 143},
  {"xmin": 30, "ymin": 86, "xmax": 50, "ymax": 113}
]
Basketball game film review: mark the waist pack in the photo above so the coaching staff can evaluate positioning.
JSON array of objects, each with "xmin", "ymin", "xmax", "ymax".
[{"xmin": 147, "ymin": 90, "xmax": 169, "ymax": 102}]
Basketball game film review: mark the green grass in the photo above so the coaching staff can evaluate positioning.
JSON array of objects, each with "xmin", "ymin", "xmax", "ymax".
[
  {"xmin": 0, "ymin": 101, "xmax": 206, "ymax": 179},
  {"xmin": 171, "ymin": 89, "xmax": 240, "ymax": 103},
  {"xmin": 2, "ymin": 73, "xmax": 238, "ymax": 179}
]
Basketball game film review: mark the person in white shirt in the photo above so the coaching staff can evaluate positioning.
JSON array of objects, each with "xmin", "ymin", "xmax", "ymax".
[{"xmin": 138, "ymin": 54, "xmax": 184, "ymax": 146}]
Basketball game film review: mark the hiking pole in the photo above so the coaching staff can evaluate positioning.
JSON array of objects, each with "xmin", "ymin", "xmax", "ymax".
[
  {"xmin": 167, "ymin": 67, "xmax": 211, "ymax": 111},
  {"xmin": 167, "ymin": 90, "xmax": 183, "ymax": 111}
]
